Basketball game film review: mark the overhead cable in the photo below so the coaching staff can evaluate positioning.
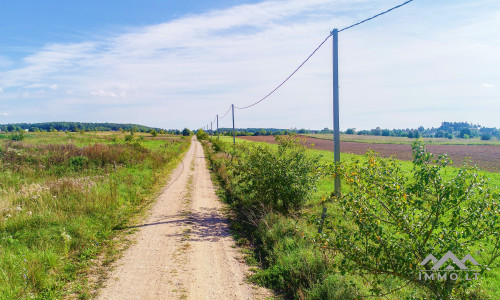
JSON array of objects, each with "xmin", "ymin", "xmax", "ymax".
[
  {"xmin": 339, "ymin": 0, "xmax": 415, "ymax": 32},
  {"xmin": 216, "ymin": 0, "xmax": 415, "ymax": 112}
]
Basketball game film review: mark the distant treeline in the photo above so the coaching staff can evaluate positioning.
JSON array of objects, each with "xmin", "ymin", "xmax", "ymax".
[
  {"xmin": 343, "ymin": 122, "xmax": 498, "ymax": 140},
  {"xmin": 2, "ymin": 121, "xmax": 497, "ymax": 140},
  {"xmin": 0, "ymin": 122, "xmax": 181, "ymax": 134},
  {"xmin": 205, "ymin": 122, "xmax": 499, "ymax": 140}
]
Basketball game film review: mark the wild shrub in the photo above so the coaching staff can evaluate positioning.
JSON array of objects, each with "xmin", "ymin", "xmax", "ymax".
[
  {"xmin": 196, "ymin": 129, "xmax": 209, "ymax": 140},
  {"xmin": 233, "ymin": 136, "xmax": 321, "ymax": 216},
  {"xmin": 68, "ymin": 156, "xmax": 88, "ymax": 171},
  {"xmin": 124, "ymin": 134, "xmax": 133, "ymax": 142},
  {"xmin": 9, "ymin": 132, "xmax": 25, "ymax": 141},
  {"xmin": 209, "ymin": 138, "xmax": 227, "ymax": 153},
  {"xmin": 317, "ymin": 140, "xmax": 499, "ymax": 298}
]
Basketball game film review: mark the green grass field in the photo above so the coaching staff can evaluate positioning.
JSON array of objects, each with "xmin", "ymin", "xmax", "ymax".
[
  {"xmin": 305, "ymin": 133, "xmax": 500, "ymax": 145},
  {"xmin": 0, "ymin": 131, "xmax": 190, "ymax": 299},
  {"xmin": 213, "ymin": 135, "xmax": 500, "ymax": 298},
  {"xmin": 217, "ymin": 135, "xmax": 499, "ymax": 188}
]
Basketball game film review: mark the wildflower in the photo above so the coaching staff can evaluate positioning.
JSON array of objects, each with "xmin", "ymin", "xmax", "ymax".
[
  {"xmin": 61, "ymin": 229, "xmax": 72, "ymax": 243},
  {"xmin": 16, "ymin": 206, "xmax": 22, "ymax": 211}
]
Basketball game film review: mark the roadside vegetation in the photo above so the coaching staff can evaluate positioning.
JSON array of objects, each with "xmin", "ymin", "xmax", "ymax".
[
  {"xmin": 201, "ymin": 135, "xmax": 499, "ymax": 299},
  {"xmin": 0, "ymin": 131, "xmax": 190, "ymax": 299}
]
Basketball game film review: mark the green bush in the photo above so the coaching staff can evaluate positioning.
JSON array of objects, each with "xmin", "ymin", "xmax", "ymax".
[
  {"xmin": 233, "ymin": 135, "xmax": 321, "ymax": 216},
  {"xmin": 68, "ymin": 156, "xmax": 88, "ymax": 171},
  {"xmin": 124, "ymin": 134, "xmax": 133, "ymax": 142},
  {"xmin": 9, "ymin": 132, "xmax": 25, "ymax": 141},
  {"xmin": 318, "ymin": 140, "xmax": 499, "ymax": 298},
  {"xmin": 481, "ymin": 134, "xmax": 492, "ymax": 141},
  {"xmin": 210, "ymin": 138, "xmax": 226, "ymax": 153},
  {"xmin": 196, "ymin": 129, "xmax": 209, "ymax": 140}
]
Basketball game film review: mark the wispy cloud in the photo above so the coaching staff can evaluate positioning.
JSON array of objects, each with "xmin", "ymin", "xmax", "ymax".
[{"xmin": 0, "ymin": 0, "xmax": 499, "ymax": 129}]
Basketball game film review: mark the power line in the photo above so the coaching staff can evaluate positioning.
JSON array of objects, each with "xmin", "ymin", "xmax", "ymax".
[
  {"xmin": 215, "ymin": 0, "xmax": 414, "ymax": 113},
  {"xmin": 219, "ymin": 105, "xmax": 232, "ymax": 119},
  {"xmin": 339, "ymin": 0, "xmax": 415, "ymax": 32},
  {"xmin": 235, "ymin": 34, "xmax": 332, "ymax": 110}
]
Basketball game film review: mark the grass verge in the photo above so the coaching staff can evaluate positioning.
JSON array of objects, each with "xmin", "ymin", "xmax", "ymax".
[
  {"xmin": 0, "ymin": 132, "xmax": 190, "ymax": 299},
  {"xmin": 202, "ymin": 135, "xmax": 499, "ymax": 299}
]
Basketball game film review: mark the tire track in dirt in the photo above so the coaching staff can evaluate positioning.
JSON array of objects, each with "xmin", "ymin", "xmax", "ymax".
[{"xmin": 96, "ymin": 137, "xmax": 270, "ymax": 299}]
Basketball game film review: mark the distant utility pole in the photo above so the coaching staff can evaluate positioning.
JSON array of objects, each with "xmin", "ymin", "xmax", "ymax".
[
  {"xmin": 319, "ymin": 28, "xmax": 340, "ymax": 234},
  {"xmin": 216, "ymin": 114, "xmax": 219, "ymax": 140},
  {"xmin": 210, "ymin": 122, "xmax": 213, "ymax": 138},
  {"xmin": 232, "ymin": 104, "xmax": 235, "ymax": 145}
]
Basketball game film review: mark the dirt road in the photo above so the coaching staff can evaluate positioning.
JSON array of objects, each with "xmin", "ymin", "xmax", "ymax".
[{"xmin": 97, "ymin": 137, "xmax": 270, "ymax": 299}]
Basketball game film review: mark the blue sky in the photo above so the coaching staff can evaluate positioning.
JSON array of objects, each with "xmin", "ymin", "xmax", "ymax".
[{"xmin": 0, "ymin": 0, "xmax": 499, "ymax": 130}]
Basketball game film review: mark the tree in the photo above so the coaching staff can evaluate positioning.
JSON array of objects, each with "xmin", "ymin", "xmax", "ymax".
[
  {"xmin": 346, "ymin": 128, "xmax": 356, "ymax": 135},
  {"xmin": 150, "ymin": 129, "xmax": 158, "ymax": 137},
  {"xmin": 371, "ymin": 127, "xmax": 382, "ymax": 136},
  {"xmin": 298, "ymin": 128, "xmax": 310, "ymax": 134},
  {"xmin": 460, "ymin": 128, "xmax": 472, "ymax": 138},
  {"xmin": 7, "ymin": 124, "xmax": 15, "ymax": 132},
  {"xmin": 435, "ymin": 130, "xmax": 445, "ymax": 138},
  {"xmin": 481, "ymin": 134, "xmax": 492, "ymax": 141},
  {"xmin": 318, "ymin": 141, "xmax": 499, "ymax": 298},
  {"xmin": 182, "ymin": 128, "xmax": 192, "ymax": 136}
]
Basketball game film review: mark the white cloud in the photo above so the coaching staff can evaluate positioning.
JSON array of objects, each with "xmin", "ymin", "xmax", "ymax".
[
  {"xmin": 0, "ymin": 0, "xmax": 499, "ymax": 129},
  {"xmin": 482, "ymin": 83, "xmax": 493, "ymax": 88},
  {"xmin": 0, "ymin": 112, "xmax": 10, "ymax": 116},
  {"xmin": 0, "ymin": 87, "xmax": 3, "ymax": 92},
  {"xmin": 90, "ymin": 89, "xmax": 127, "ymax": 98}
]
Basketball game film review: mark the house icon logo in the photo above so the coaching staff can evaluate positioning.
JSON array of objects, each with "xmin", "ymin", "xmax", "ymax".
[{"xmin": 419, "ymin": 251, "xmax": 481, "ymax": 281}]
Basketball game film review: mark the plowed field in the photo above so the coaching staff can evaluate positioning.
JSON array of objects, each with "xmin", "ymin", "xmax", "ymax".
[{"xmin": 239, "ymin": 135, "xmax": 500, "ymax": 172}]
